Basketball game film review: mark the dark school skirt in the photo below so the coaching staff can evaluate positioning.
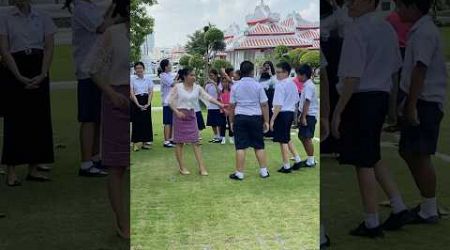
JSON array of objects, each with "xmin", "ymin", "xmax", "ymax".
[
  {"xmin": 131, "ymin": 94, "xmax": 153, "ymax": 143},
  {"xmin": 196, "ymin": 111, "xmax": 206, "ymax": 130},
  {"xmin": 101, "ymin": 85, "xmax": 130, "ymax": 167},
  {"xmin": 338, "ymin": 91, "xmax": 389, "ymax": 168},
  {"xmin": 264, "ymin": 87, "xmax": 275, "ymax": 137},
  {"xmin": 1, "ymin": 50, "xmax": 54, "ymax": 165},
  {"xmin": 206, "ymin": 109, "xmax": 225, "ymax": 127},
  {"xmin": 173, "ymin": 109, "xmax": 199, "ymax": 144}
]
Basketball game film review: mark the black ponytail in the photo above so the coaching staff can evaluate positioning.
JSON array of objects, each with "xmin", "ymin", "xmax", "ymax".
[{"xmin": 178, "ymin": 67, "xmax": 193, "ymax": 82}]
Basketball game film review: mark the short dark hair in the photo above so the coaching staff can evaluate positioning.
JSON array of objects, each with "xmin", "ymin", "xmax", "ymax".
[
  {"xmin": 160, "ymin": 59, "xmax": 170, "ymax": 73},
  {"xmin": 296, "ymin": 64, "xmax": 312, "ymax": 79},
  {"xmin": 113, "ymin": 0, "xmax": 130, "ymax": 19},
  {"xmin": 209, "ymin": 69, "xmax": 219, "ymax": 76},
  {"xmin": 276, "ymin": 61, "xmax": 291, "ymax": 74},
  {"xmin": 397, "ymin": 0, "xmax": 431, "ymax": 14},
  {"xmin": 134, "ymin": 61, "xmax": 145, "ymax": 69},
  {"xmin": 240, "ymin": 61, "xmax": 254, "ymax": 77}
]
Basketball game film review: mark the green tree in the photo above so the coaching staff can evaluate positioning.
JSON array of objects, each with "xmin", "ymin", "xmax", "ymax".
[
  {"xmin": 211, "ymin": 59, "xmax": 232, "ymax": 72},
  {"xmin": 179, "ymin": 55, "xmax": 192, "ymax": 67},
  {"xmin": 131, "ymin": 0, "xmax": 156, "ymax": 62},
  {"xmin": 185, "ymin": 30, "xmax": 208, "ymax": 55},
  {"xmin": 189, "ymin": 54, "xmax": 206, "ymax": 85},
  {"xmin": 300, "ymin": 50, "xmax": 320, "ymax": 76},
  {"xmin": 274, "ymin": 45, "xmax": 290, "ymax": 61},
  {"xmin": 287, "ymin": 48, "xmax": 307, "ymax": 69}
]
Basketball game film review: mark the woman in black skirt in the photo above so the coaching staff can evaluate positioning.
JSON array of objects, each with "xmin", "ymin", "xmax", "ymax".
[
  {"xmin": 0, "ymin": 0, "xmax": 56, "ymax": 186},
  {"xmin": 130, "ymin": 62, "xmax": 154, "ymax": 151},
  {"xmin": 258, "ymin": 61, "xmax": 276, "ymax": 138}
]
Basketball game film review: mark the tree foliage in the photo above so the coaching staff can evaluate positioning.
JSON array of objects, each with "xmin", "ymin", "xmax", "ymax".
[
  {"xmin": 131, "ymin": 0, "xmax": 156, "ymax": 62},
  {"xmin": 300, "ymin": 50, "xmax": 320, "ymax": 72},
  {"xmin": 211, "ymin": 59, "xmax": 232, "ymax": 72},
  {"xmin": 287, "ymin": 48, "xmax": 308, "ymax": 69},
  {"xmin": 179, "ymin": 55, "xmax": 192, "ymax": 67}
]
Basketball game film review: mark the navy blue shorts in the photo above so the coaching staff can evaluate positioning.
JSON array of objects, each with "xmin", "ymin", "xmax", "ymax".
[
  {"xmin": 298, "ymin": 115, "xmax": 317, "ymax": 139},
  {"xmin": 273, "ymin": 111, "xmax": 294, "ymax": 143},
  {"xmin": 163, "ymin": 106, "xmax": 173, "ymax": 125},
  {"xmin": 207, "ymin": 109, "xmax": 225, "ymax": 127},
  {"xmin": 399, "ymin": 99, "xmax": 443, "ymax": 155},
  {"xmin": 196, "ymin": 111, "xmax": 206, "ymax": 130},
  {"xmin": 233, "ymin": 115, "xmax": 265, "ymax": 150},
  {"xmin": 77, "ymin": 78, "xmax": 101, "ymax": 123},
  {"xmin": 338, "ymin": 92, "xmax": 389, "ymax": 168}
]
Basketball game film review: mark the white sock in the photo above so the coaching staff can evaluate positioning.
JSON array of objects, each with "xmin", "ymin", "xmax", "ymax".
[
  {"xmin": 419, "ymin": 197, "xmax": 438, "ymax": 218},
  {"xmin": 283, "ymin": 163, "xmax": 290, "ymax": 169},
  {"xmin": 91, "ymin": 154, "xmax": 100, "ymax": 162},
  {"xmin": 294, "ymin": 155, "xmax": 302, "ymax": 163},
  {"xmin": 307, "ymin": 156, "xmax": 315, "ymax": 165},
  {"xmin": 164, "ymin": 141, "xmax": 170, "ymax": 144},
  {"xmin": 80, "ymin": 161, "xmax": 94, "ymax": 170},
  {"xmin": 260, "ymin": 167, "xmax": 269, "ymax": 177},
  {"xmin": 390, "ymin": 195, "xmax": 407, "ymax": 214},
  {"xmin": 364, "ymin": 213, "xmax": 380, "ymax": 229},
  {"xmin": 235, "ymin": 171, "xmax": 244, "ymax": 179}
]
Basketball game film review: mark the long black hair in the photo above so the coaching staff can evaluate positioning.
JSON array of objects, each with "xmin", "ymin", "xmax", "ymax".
[
  {"xmin": 178, "ymin": 67, "xmax": 194, "ymax": 82},
  {"xmin": 159, "ymin": 59, "xmax": 170, "ymax": 76},
  {"xmin": 260, "ymin": 61, "xmax": 275, "ymax": 81}
]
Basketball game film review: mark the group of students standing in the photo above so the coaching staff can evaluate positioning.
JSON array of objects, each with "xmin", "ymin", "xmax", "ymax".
[
  {"xmin": 320, "ymin": 0, "xmax": 448, "ymax": 245},
  {"xmin": 133, "ymin": 57, "xmax": 319, "ymax": 180},
  {"xmin": 1, "ymin": 0, "xmax": 131, "ymax": 238}
]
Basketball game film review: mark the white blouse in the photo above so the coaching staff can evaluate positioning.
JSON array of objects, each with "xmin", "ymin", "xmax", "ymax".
[
  {"xmin": 169, "ymin": 83, "xmax": 213, "ymax": 110},
  {"xmin": 131, "ymin": 75, "xmax": 153, "ymax": 95}
]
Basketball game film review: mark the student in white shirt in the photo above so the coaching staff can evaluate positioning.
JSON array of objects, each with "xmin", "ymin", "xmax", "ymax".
[
  {"xmin": 397, "ymin": 0, "xmax": 447, "ymax": 225},
  {"xmin": 332, "ymin": 0, "xmax": 409, "ymax": 238},
  {"xmin": 205, "ymin": 69, "xmax": 224, "ymax": 143},
  {"xmin": 0, "ymin": 0, "xmax": 57, "ymax": 186},
  {"xmin": 130, "ymin": 62, "xmax": 154, "ymax": 151},
  {"xmin": 228, "ymin": 61, "xmax": 270, "ymax": 180},
  {"xmin": 168, "ymin": 67, "xmax": 224, "ymax": 176},
  {"xmin": 159, "ymin": 59, "xmax": 175, "ymax": 148},
  {"xmin": 67, "ymin": 0, "xmax": 119, "ymax": 177},
  {"xmin": 268, "ymin": 62, "xmax": 302, "ymax": 174},
  {"xmin": 296, "ymin": 65, "xmax": 319, "ymax": 169}
]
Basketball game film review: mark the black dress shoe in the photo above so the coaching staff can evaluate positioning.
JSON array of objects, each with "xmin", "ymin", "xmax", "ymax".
[
  {"xmin": 349, "ymin": 222, "xmax": 384, "ymax": 238},
  {"xmin": 408, "ymin": 205, "xmax": 439, "ymax": 225},
  {"xmin": 277, "ymin": 166, "xmax": 292, "ymax": 173},
  {"xmin": 292, "ymin": 162, "xmax": 302, "ymax": 171},
  {"xmin": 229, "ymin": 173, "xmax": 243, "ymax": 181},
  {"xmin": 382, "ymin": 209, "xmax": 413, "ymax": 230},
  {"xmin": 26, "ymin": 175, "xmax": 50, "ymax": 182},
  {"xmin": 320, "ymin": 234, "xmax": 330, "ymax": 249}
]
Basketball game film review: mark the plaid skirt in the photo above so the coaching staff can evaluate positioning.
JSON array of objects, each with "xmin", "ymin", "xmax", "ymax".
[{"xmin": 173, "ymin": 109, "xmax": 199, "ymax": 144}]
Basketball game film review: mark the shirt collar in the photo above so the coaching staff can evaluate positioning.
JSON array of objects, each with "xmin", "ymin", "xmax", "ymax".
[
  {"xmin": 410, "ymin": 15, "xmax": 432, "ymax": 33},
  {"xmin": 11, "ymin": 6, "xmax": 39, "ymax": 18}
]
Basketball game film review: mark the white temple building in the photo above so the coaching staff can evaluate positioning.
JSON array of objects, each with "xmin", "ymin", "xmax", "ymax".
[{"xmin": 223, "ymin": 0, "xmax": 319, "ymax": 70}]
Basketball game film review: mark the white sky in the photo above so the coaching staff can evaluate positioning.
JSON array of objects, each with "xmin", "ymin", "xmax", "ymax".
[{"xmin": 147, "ymin": 0, "xmax": 319, "ymax": 48}]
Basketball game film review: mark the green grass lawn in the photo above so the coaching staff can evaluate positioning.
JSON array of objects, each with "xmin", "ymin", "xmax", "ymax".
[
  {"xmin": 322, "ymin": 72, "xmax": 450, "ymax": 249},
  {"xmin": 441, "ymin": 27, "xmax": 450, "ymax": 61},
  {"xmin": 50, "ymin": 45, "xmax": 76, "ymax": 82},
  {"xmin": 131, "ymin": 108, "xmax": 320, "ymax": 249},
  {"xmin": 0, "ymin": 89, "xmax": 129, "ymax": 250}
]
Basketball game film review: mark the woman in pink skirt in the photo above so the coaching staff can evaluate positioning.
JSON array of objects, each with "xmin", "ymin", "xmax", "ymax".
[{"xmin": 168, "ymin": 67, "xmax": 224, "ymax": 176}]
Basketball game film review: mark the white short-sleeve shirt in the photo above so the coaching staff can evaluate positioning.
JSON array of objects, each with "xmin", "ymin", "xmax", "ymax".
[
  {"xmin": 298, "ymin": 79, "xmax": 319, "ymax": 117},
  {"xmin": 204, "ymin": 82, "xmax": 220, "ymax": 110},
  {"xmin": 400, "ymin": 15, "xmax": 448, "ymax": 109},
  {"xmin": 131, "ymin": 75, "xmax": 153, "ymax": 95},
  {"xmin": 337, "ymin": 12, "xmax": 402, "ymax": 94},
  {"xmin": 72, "ymin": 0, "xmax": 104, "ymax": 80},
  {"xmin": 272, "ymin": 77, "xmax": 299, "ymax": 112},
  {"xmin": 169, "ymin": 83, "xmax": 212, "ymax": 110},
  {"xmin": 230, "ymin": 77, "xmax": 268, "ymax": 116},
  {"xmin": 0, "ymin": 6, "xmax": 57, "ymax": 53},
  {"xmin": 160, "ymin": 72, "xmax": 175, "ymax": 106}
]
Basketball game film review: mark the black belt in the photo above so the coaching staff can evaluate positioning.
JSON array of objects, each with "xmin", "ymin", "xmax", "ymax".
[
  {"xmin": 12, "ymin": 49, "xmax": 44, "ymax": 56},
  {"xmin": 136, "ymin": 93, "xmax": 149, "ymax": 97}
]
